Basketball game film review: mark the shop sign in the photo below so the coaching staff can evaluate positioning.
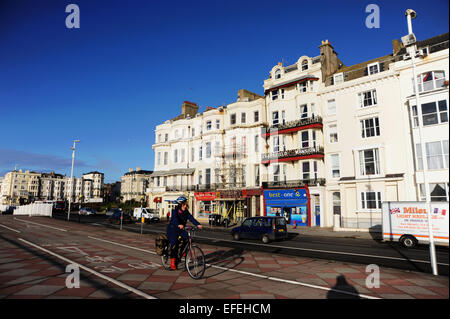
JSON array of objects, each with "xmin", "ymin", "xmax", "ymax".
[
  {"xmin": 194, "ymin": 192, "xmax": 216, "ymax": 201},
  {"xmin": 242, "ymin": 189, "xmax": 262, "ymax": 197},
  {"xmin": 264, "ymin": 189, "xmax": 307, "ymax": 202},
  {"xmin": 217, "ymin": 190, "xmax": 242, "ymax": 199}
]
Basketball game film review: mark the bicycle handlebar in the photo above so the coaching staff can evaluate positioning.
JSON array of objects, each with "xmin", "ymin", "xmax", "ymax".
[{"xmin": 184, "ymin": 226, "xmax": 201, "ymax": 231}]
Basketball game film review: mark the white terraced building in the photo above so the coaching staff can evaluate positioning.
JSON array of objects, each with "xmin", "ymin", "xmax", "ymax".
[{"xmin": 147, "ymin": 31, "xmax": 448, "ymax": 230}]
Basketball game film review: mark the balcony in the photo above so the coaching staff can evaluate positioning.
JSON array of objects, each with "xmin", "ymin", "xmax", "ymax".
[
  {"xmin": 262, "ymin": 178, "xmax": 326, "ymax": 189},
  {"xmin": 261, "ymin": 146, "xmax": 324, "ymax": 164},
  {"xmin": 262, "ymin": 116, "xmax": 323, "ymax": 137},
  {"xmin": 164, "ymin": 184, "xmax": 225, "ymax": 192}
]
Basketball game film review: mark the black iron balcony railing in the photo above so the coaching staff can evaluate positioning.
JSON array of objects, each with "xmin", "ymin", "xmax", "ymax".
[
  {"xmin": 262, "ymin": 116, "xmax": 323, "ymax": 136},
  {"xmin": 261, "ymin": 146, "xmax": 324, "ymax": 163},
  {"xmin": 262, "ymin": 178, "xmax": 326, "ymax": 188},
  {"xmin": 165, "ymin": 184, "xmax": 225, "ymax": 192}
]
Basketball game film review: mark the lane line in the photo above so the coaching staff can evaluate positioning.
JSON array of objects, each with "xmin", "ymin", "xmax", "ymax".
[
  {"xmin": 0, "ymin": 223, "xmax": 21, "ymax": 233},
  {"xmin": 13, "ymin": 218, "xmax": 67, "ymax": 232},
  {"xmin": 88, "ymin": 235, "xmax": 380, "ymax": 299},
  {"xmin": 75, "ymin": 221, "xmax": 450, "ymax": 266},
  {"xmin": 18, "ymin": 238, "xmax": 156, "ymax": 299}
]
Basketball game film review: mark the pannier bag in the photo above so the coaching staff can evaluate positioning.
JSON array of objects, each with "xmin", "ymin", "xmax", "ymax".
[{"xmin": 155, "ymin": 234, "xmax": 168, "ymax": 255}]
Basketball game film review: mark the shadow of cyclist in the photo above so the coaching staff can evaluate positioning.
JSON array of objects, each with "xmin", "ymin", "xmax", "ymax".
[{"xmin": 326, "ymin": 275, "xmax": 361, "ymax": 299}]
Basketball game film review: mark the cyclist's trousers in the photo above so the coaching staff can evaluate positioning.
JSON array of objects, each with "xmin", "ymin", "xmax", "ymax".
[{"xmin": 169, "ymin": 232, "xmax": 188, "ymax": 258}]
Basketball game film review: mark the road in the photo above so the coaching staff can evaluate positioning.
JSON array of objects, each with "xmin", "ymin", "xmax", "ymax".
[
  {"xmin": 0, "ymin": 214, "xmax": 448, "ymax": 299},
  {"xmin": 54, "ymin": 212, "xmax": 449, "ymax": 276}
]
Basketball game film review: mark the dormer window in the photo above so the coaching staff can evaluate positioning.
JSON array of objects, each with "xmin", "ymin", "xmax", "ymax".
[
  {"xmin": 275, "ymin": 69, "xmax": 282, "ymax": 79},
  {"xmin": 367, "ymin": 62, "xmax": 379, "ymax": 75},
  {"xmin": 333, "ymin": 73, "xmax": 344, "ymax": 85},
  {"xmin": 301, "ymin": 60, "xmax": 309, "ymax": 71}
]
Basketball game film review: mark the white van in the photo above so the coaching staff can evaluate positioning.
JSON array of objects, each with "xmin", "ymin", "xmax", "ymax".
[
  {"xmin": 133, "ymin": 207, "xmax": 160, "ymax": 223},
  {"xmin": 382, "ymin": 201, "xmax": 449, "ymax": 248}
]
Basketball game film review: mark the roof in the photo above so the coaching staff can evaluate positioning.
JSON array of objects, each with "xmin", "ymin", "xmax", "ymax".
[
  {"xmin": 396, "ymin": 32, "xmax": 449, "ymax": 56},
  {"xmin": 265, "ymin": 75, "xmax": 320, "ymax": 94},
  {"xmin": 151, "ymin": 168, "xmax": 195, "ymax": 177},
  {"xmin": 83, "ymin": 171, "xmax": 104, "ymax": 176},
  {"xmin": 123, "ymin": 170, "xmax": 153, "ymax": 176}
]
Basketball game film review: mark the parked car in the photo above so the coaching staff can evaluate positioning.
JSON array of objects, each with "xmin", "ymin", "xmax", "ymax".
[
  {"xmin": 79, "ymin": 207, "xmax": 96, "ymax": 215},
  {"xmin": 231, "ymin": 216, "xmax": 288, "ymax": 243},
  {"xmin": 133, "ymin": 207, "xmax": 160, "ymax": 223},
  {"xmin": 108, "ymin": 211, "xmax": 133, "ymax": 224},
  {"xmin": 106, "ymin": 208, "xmax": 122, "ymax": 217}
]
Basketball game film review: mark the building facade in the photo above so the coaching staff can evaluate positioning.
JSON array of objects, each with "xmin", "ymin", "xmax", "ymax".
[{"xmin": 120, "ymin": 167, "xmax": 153, "ymax": 203}]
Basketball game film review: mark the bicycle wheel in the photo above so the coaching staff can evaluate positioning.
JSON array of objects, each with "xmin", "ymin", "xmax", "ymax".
[
  {"xmin": 185, "ymin": 245, "xmax": 205, "ymax": 279},
  {"xmin": 160, "ymin": 245, "xmax": 171, "ymax": 270}
]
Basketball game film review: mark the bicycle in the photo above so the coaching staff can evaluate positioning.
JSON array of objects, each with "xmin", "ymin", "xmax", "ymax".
[{"xmin": 160, "ymin": 226, "xmax": 206, "ymax": 279}]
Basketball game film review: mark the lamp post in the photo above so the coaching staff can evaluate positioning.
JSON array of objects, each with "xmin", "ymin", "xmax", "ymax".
[
  {"xmin": 67, "ymin": 140, "xmax": 80, "ymax": 221},
  {"xmin": 403, "ymin": 9, "xmax": 438, "ymax": 275}
]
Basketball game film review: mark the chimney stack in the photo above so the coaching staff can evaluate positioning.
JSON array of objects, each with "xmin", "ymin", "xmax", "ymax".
[
  {"xmin": 136, "ymin": 166, "xmax": 141, "ymax": 171},
  {"xmin": 129, "ymin": 168, "xmax": 133, "ymax": 173},
  {"xmin": 319, "ymin": 40, "xmax": 341, "ymax": 82},
  {"xmin": 181, "ymin": 101, "xmax": 199, "ymax": 118},
  {"xmin": 392, "ymin": 38, "xmax": 404, "ymax": 56}
]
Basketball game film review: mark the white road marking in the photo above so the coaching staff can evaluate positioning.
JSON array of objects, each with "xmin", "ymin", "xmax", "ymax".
[
  {"xmin": 0, "ymin": 223, "xmax": 21, "ymax": 233},
  {"xmin": 18, "ymin": 238, "xmax": 156, "ymax": 299},
  {"xmin": 98, "ymin": 223, "xmax": 449, "ymax": 266},
  {"xmin": 13, "ymin": 218, "xmax": 67, "ymax": 232},
  {"xmin": 88, "ymin": 235, "xmax": 380, "ymax": 299},
  {"xmin": 196, "ymin": 235, "xmax": 450, "ymax": 266}
]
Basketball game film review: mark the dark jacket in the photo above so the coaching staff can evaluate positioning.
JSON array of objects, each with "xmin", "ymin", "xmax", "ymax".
[{"xmin": 166, "ymin": 207, "xmax": 200, "ymax": 245}]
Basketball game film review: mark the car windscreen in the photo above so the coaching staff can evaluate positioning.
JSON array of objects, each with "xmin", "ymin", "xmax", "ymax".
[{"xmin": 275, "ymin": 218, "xmax": 286, "ymax": 226}]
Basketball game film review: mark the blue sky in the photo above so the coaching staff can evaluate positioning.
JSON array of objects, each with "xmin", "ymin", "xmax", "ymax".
[{"xmin": 0, "ymin": 0, "xmax": 448, "ymax": 183}]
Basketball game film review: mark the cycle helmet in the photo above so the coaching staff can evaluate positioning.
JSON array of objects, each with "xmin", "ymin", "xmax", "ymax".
[{"xmin": 174, "ymin": 196, "xmax": 188, "ymax": 204}]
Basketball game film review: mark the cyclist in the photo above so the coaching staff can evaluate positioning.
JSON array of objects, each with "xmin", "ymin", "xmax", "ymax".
[{"xmin": 166, "ymin": 196, "xmax": 203, "ymax": 270}]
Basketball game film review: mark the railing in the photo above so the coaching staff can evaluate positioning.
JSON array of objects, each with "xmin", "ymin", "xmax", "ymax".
[
  {"xmin": 340, "ymin": 216, "xmax": 381, "ymax": 230},
  {"xmin": 262, "ymin": 178, "xmax": 326, "ymax": 188},
  {"xmin": 261, "ymin": 146, "xmax": 324, "ymax": 162},
  {"xmin": 164, "ymin": 184, "xmax": 226, "ymax": 192},
  {"xmin": 262, "ymin": 116, "xmax": 323, "ymax": 136}
]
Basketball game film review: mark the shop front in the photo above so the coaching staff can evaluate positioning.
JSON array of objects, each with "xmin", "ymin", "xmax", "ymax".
[
  {"xmin": 194, "ymin": 191, "xmax": 217, "ymax": 221},
  {"xmin": 263, "ymin": 187, "xmax": 311, "ymax": 226}
]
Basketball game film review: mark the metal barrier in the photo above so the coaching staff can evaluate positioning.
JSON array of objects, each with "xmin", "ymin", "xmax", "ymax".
[{"xmin": 340, "ymin": 216, "xmax": 381, "ymax": 229}]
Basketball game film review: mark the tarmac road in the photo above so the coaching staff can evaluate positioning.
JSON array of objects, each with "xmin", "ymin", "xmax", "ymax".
[{"xmin": 53, "ymin": 212, "xmax": 449, "ymax": 276}]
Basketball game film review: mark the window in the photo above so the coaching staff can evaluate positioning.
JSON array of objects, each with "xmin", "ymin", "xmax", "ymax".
[
  {"xmin": 175, "ymin": 130, "xmax": 179, "ymax": 138},
  {"xmin": 205, "ymin": 142, "xmax": 211, "ymax": 158},
  {"xmin": 242, "ymin": 165, "xmax": 246, "ymax": 187},
  {"xmin": 273, "ymin": 136, "xmax": 280, "ymax": 152},
  {"xmin": 215, "ymin": 141, "xmax": 220, "ymax": 156},
  {"xmin": 301, "ymin": 59, "xmax": 308, "ymax": 71},
  {"xmin": 358, "ymin": 89, "xmax": 377, "ymax": 108},
  {"xmin": 255, "ymin": 165, "xmax": 260, "ymax": 186},
  {"xmin": 416, "ymin": 71, "xmax": 446, "ymax": 93},
  {"xmin": 216, "ymin": 119, "xmax": 220, "ymax": 129},
  {"xmin": 331, "ymin": 154, "xmax": 340, "ymax": 178},
  {"xmin": 415, "ymin": 100, "xmax": 448, "ymax": 126},
  {"xmin": 198, "ymin": 170, "xmax": 203, "ymax": 185},
  {"xmin": 327, "ymin": 99, "xmax": 336, "ymax": 115},
  {"xmin": 361, "ymin": 191, "xmax": 382, "ymax": 209},
  {"xmin": 273, "ymin": 164, "xmax": 280, "ymax": 182},
  {"xmin": 191, "ymin": 128, "xmax": 195, "ymax": 137},
  {"xmin": 241, "ymin": 136, "xmax": 247, "ymax": 154},
  {"xmin": 313, "ymin": 161, "xmax": 318, "ymax": 180},
  {"xmin": 300, "ymin": 104, "xmax": 308, "ymax": 118},
  {"xmin": 301, "ymin": 131, "xmax": 309, "ymax": 148},
  {"xmin": 206, "ymin": 121, "xmax": 212, "ymax": 131},
  {"xmin": 254, "ymin": 111, "xmax": 259, "ymax": 122},
  {"xmin": 310, "ymin": 80, "xmax": 314, "ymax": 91},
  {"xmin": 157, "ymin": 152, "xmax": 161, "ymax": 165},
  {"xmin": 181, "ymin": 149, "xmax": 185, "ymax": 162},
  {"xmin": 230, "ymin": 113, "xmax": 236, "ymax": 125},
  {"xmin": 199, "ymin": 146, "xmax": 203, "ymax": 161},
  {"xmin": 158, "ymin": 134, "xmax": 161, "ymax": 143},
  {"xmin": 367, "ymin": 62, "xmax": 379, "ymax": 75},
  {"xmin": 163, "ymin": 176, "xmax": 167, "ymax": 187},
  {"xmin": 205, "ymin": 169, "xmax": 211, "ymax": 185},
  {"xmin": 298, "ymin": 82, "xmax": 307, "ymax": 93},
  {"xmin": 416, "ymin": 140, "xmax": 448, "ymax": 170},
  {"xmin": 174, "ymin": 149, "xmax": 178, "ymax": 163},
  {"xmin": 334, "ymin": 73, "xmax": 344, "ymax": 84},
  {"xmin": 281, "ymin": 89, "xmax": 285, "ymax": 99},
  {"xmin": 361, "ymin": 117, "xmax": 380, "ymax": 138},
  {"xmin": 191, "ymin": 148, "xmax": 194, "ymax": 162},
  {"xmin": 281, "ymin": 110, "xmax": 286, "ymax": 124},
  {"xmin": 241, "ymin": 112, "xmax": 246, "ymax": 124},
  {"xmin": 275, "ymin": 69, "xmax": 281, "ymax": 79},
  {"xmin": 329, "ymin": 124, "xmax": 338, "ymax": 143},
  {"xmin": 419, "ymin": 183, "xmax": 450, "ymax": 201},
  {"xmin": 271, "ymin": 90, "xmax": 278, "ymax": 101},
  {"xmin": 254, "ymin": 135, "xmax": 259, "ymax": 152},
  {"xmin": 302, "ymin": 162, "xmax": 310, "ymax": 180},
  {"xmin": 272, "ymin": 111, "xmax": 279, "ymax": 125},
  {"xmin": 359, "ymin": 148, "xmax": 380, "ymax": 175}
]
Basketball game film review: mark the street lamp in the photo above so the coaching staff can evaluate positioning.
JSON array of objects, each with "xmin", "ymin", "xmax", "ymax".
[
  {"xmin": 67, "ymin": 139, "xmax": 80, "ymax": 221},
  {"xmin": 402, "ymin": 9, "xmax": 438, "ymax": 275}
]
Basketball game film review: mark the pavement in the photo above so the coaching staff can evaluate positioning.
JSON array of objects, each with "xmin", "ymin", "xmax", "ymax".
[{"xmin": 0, "ymin": 215, "xmax": 448, "ymax": 299}]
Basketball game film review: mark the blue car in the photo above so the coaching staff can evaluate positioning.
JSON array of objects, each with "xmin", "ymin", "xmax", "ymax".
[{"xmin": 231, "ymin": 216, "xmax": 288, "ymax": 243}]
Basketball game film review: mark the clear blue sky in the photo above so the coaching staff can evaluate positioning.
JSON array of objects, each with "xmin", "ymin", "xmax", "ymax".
[{"xmin": 0, "ymin": 0, "xmax": 448, "ymax": 183}]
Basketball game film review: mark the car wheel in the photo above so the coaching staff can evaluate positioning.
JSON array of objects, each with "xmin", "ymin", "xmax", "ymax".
[
  {"xmin": 233, "ymin": 232, "xmax": 240, "ymax": 241},
  {"xmin": 400, "ymin": 235, "xmax": 417, "ymax": 248},
  {"xmin": 262, "ymin": 235, "xmax": 270, "ymax": 244}
]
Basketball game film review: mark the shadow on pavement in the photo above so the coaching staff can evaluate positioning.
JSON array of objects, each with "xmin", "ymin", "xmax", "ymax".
[
  {"xmin": 326, "ymin": 275, "xmax": 361, "ymax": 299},
  {"xmin": 203, "ymin": 248, "xmax": 245, "ymax": 279}
]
